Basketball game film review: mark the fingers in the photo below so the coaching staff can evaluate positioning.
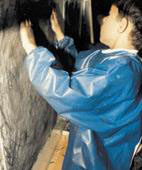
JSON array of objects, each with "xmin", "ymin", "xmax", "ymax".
[
  {"xmin": 20, "ymin": 20, "xmax": 37, "ymax": 54},
  {"xmin": 50, "ymin": 9, "xmax": 64, "ymax": 40},
  {"xmin": 20, "ymin": 20, "xmax": 32, "ymax": 29},
  {"xmin": 51, "ymin": 9, "xmax": 58, "ymax": 22},
  {"xmin": 51, "ymin": 9, "xmax": 56, "ymax": 17},
  {"xmin": 52, "ymin": 10, "xmax": 57, "ymax": 19},
  {"xmin": 25, "ymin": 20, "xmax": 31, "ymax": 27}
]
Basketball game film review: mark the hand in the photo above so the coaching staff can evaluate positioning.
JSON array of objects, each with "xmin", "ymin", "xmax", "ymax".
[
  {"xmin": 50, "ymin": 10, "xmax": 64, "ymax": 41},
  {"xmin": 20, "ymin": 20, "xmax": 37, "ymax": 54}
]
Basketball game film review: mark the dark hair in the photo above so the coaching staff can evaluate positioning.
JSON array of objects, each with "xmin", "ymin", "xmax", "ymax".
[{"xmin": 113, "ymin": 0, "xmax": 142, "ymax": 57}]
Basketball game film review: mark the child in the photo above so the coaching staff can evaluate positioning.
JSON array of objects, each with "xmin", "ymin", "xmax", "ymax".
[{"xmin": 20, "ymin": 0, "xmax": 142, "ymax": 169}]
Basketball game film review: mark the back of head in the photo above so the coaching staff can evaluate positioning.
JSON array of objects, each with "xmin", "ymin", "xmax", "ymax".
[{"xmin": 113, "ymin": 0, "xmax": 142, "ymax": 57}]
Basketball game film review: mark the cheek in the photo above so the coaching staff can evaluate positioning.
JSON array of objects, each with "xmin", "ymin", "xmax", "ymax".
[
  {"xmin": 100, "ymin": 23, "xmax": 116, "ymax": 46},
  {"xmin": 100, "ymin": 23, "xmax": 110, "ymax": 39},
  {"xmin": 101, "ymin": 21, "xmax": 117, "ymax": 39}
]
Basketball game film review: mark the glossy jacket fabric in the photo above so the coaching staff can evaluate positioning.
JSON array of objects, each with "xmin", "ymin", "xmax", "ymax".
[{"xmin": 25, "ymin": 37, "xmax": 142, "ymax": 170}]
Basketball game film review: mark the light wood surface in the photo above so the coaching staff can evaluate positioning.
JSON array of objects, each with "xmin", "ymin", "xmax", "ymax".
[{"xmin": 33, "ymin": 130, "xmax": 68, "ymax": 170}]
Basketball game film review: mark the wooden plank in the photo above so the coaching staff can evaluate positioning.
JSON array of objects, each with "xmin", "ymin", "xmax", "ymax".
[
  {"xmin": 47, "ymin": 133, "xmax": 68, "ymax": 170},
  {"xmin": 33, "ymin": 131, "xmax": 68, "ymax": 170}
]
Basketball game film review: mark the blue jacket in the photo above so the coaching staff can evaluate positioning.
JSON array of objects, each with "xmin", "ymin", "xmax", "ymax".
[{"xmin": 25, "ymin": 37, "xmax": 142, "ymax": 170}]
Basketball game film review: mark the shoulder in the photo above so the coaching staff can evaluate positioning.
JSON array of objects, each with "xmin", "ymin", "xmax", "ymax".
[
  {"xmin": 98, "ymin": 50, "xmax": 142, "ymax": 88},
  {"xmin": 99, "ymin": 49, "xmax": 142, "ymax": 70},
  {"xmin": 76, "ymin": 48, "xmax": 142, "ymax": 75}
]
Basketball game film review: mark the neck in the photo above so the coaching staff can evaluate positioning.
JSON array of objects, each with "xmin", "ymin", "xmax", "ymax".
[
  {"xmin": 112, "ymin": 37, "xmax": 136, "ymax": 50},
  {"xmin": 114, "ymin": 33, "xmax": 136, "ymax": 50}
]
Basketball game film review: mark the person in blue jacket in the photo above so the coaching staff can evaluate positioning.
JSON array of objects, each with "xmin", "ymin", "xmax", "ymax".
[{"xmin": 20, "ymin": 0, "xmax": 142, "ymax": 169}]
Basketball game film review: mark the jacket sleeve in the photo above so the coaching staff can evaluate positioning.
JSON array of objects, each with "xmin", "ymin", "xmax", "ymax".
[
  {"xmin": 54, "ymin": 36, "xmax": 78, "ymax": 59},
  {"xmin": 24, "ymin": 47, "xmax": 138, "ymax": 132}
]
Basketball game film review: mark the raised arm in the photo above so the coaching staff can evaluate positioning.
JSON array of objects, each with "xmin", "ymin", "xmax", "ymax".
[{"xmin": 50, "ymin": 10, "xmax": 78, "ymax": 58}]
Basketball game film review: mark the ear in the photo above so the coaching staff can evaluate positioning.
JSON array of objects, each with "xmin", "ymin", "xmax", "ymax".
[{"xmin": 117, "ymin": 17, "xmax": 128, "ymax": 33}]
